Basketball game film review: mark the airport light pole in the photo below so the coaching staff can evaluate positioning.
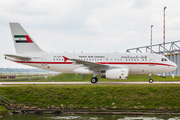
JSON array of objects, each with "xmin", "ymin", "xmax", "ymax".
[
  {"xmin": 151, "ymin": 25, "xmax": 153, "ymax": 53},
  {"xmin": 163, "ymin": 6, "xmax": 167, "ymax": 56},
  {"xmin": 163, "ymin": 7, "xmax": 167, "ymax": 78}
]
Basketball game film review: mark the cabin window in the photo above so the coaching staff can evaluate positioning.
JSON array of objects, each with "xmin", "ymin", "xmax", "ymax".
[{"xmin": 162, "ymin": 58, "xmax": 167, "ymax": 61}]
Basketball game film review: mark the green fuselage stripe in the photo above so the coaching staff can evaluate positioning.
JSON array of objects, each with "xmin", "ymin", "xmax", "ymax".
[{"xmin": 14, "ymin": 35, "xmax": 25, "ymax": 38}]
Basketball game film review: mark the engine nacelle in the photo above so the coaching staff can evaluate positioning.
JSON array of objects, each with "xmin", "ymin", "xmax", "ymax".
[{"xmin": 101, "ymin": 69, "xmax": 129, "ymax": 79}]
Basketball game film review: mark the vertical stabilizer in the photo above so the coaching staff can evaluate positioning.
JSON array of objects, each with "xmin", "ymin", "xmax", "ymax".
[{"xmin": 9, "ymin": 22, "xmax": 45, "ymax": 54}]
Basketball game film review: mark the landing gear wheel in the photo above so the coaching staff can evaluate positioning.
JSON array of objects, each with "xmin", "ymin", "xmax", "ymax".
[
  {"xmin": 91, "ymin": 77, "xmax": 98, "ymax": 83},
  {"xmin": 149, "ymin": 79, "xmax": 153, "ymax": 83}
]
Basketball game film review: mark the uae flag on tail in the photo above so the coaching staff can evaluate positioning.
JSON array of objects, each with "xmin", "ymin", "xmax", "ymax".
[{"xmin": 14, "ymin": 35, "xmax": 33, "ymax": 43}]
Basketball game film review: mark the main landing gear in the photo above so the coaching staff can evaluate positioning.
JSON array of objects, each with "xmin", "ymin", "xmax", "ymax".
[
  {"xmin": 149, "ymin": 74, "xmax": 153, "ymax": 83},
  {"xmin": 91, "ymin": 77, "xmax": 98, "ymax": 83},
  {"xmin": 91, "ymin": 71, "xmax": 99, "ymax": 84}
]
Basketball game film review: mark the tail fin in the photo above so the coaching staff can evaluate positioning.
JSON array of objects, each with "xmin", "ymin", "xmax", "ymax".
[{"xmin": 9, "ymin": 22, "xmax": 45, "ymax": 54}]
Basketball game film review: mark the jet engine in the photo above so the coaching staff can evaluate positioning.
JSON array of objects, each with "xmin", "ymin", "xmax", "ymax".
[{"xmin": 101, "ymin": 69, "xmax": 129, "ymax": 79}]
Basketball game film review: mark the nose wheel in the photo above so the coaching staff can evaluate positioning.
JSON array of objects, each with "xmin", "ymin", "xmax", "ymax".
[
  {"xmin": 149, "ymin": 74, "xmax": 153, "ymax": 83},
  {"xmin": 91, "ymin": 77, "xmax": 98, "ymax": 83},
  {"xmin": 149, "ymin": 79, "xmax": 153, "ymax": 83}
]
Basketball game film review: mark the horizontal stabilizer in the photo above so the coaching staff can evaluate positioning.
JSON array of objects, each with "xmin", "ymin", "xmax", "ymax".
[{"xmin": 4, "ymin": 54, "xmax": 31, "ymax": 61}]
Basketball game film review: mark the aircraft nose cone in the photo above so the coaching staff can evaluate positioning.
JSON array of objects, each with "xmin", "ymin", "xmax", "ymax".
[
  {"xmin": 175, "ymin": 63, "xmax": 177, "ymax": 69},
  {"xmin": 172, "ymin": 62, "xmax": 177, "ymax": 71}
]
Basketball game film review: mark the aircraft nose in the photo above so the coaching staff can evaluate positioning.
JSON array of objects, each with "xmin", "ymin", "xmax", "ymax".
[
  {"xmin": 175, "ymin": 63, "xmax": 177, "ymax": 69},
  {"xmin": 172, "ymin": 62, "xmax": 177, "ymax": 71}
]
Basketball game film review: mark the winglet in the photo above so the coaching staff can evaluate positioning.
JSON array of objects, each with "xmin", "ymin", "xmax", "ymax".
[{"xmin": 62, "ymin": 56, "xmax": 69, "ymax": 62}]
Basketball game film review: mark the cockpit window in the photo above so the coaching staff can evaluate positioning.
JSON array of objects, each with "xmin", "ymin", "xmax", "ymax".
[{"xmin": 161, "ymin": 58, "xmax": 167, "ymax": 61}]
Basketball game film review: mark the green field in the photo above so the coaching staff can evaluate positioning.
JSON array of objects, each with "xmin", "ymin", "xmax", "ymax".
[
  {"xmin": 37, "ymin": 73, "xmax": 180, "ymax": 82},
  {"xmin": 1, "ymin": 73, "xmax": 179, "ymax": 82},
  {"xmin": 1, "ymin": 84, "xmax": 180, "ymax": 111},
  {"xmin": 0, "ymin": 106, "xmax": 9, "ymax": 116}
]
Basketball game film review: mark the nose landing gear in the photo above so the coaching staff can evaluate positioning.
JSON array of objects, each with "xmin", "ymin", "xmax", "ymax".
[
  {"xmin": 149, "ymin": 74, "xmax": 153, "ymax": 83},
  {"xmin": 149, "ymin": 79, "xmax": 153, "ymax": 83}
]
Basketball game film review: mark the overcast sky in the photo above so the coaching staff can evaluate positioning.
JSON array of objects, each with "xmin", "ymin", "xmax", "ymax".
[{"xmin": 1, "ymin": 0, "xmax": 180, "ymax": 68}]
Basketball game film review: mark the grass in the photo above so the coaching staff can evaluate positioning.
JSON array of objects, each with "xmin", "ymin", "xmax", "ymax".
[
  {"xmin": 1, "ymin": 73, "xmax": 180, "ymax": 82},
  {"xmin": 0, "ymin": 74, "xmax": 51, "ymax": 82},
  {"xmin": 36, "ymin": 73, "xmax": 180, "ymax": 82},
  {"xmin": 0, "ymin": 106, "xmax": 9, "ymax": 116},
  {"xmin": 1, "ymin": 84, "xmax": 180, "ymax": 111}
]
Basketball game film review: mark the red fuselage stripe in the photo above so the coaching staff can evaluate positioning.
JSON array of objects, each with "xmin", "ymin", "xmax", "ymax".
[{"xmin": 14, "ymin": 61, "xmax": 175, "ymax": 67}]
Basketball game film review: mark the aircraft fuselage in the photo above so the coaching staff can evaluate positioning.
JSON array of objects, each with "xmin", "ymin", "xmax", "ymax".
[{"xmin": 6, "ymin": 52, "xmax": 177, "ymax": 74}]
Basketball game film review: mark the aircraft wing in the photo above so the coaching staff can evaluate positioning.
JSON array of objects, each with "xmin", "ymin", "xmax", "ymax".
[
  {"xmin": 4, "ymin": 54, "xmax": 31, "ymax": 61},
  {"xmin": 71, "ymin": 59, "xmax": 108, "ymax": 67},
  {"xmin": 63, "ymin": 56, "xmax": 129, "ymax": 71},
  {"xmin": 63, "ymin": 56, "xmax": 112, "ymax": 71}
]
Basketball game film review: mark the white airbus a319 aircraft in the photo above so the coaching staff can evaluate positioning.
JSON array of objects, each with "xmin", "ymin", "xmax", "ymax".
[{"xmin": 4, "ymin": 23, "xmax": 177, "ymax": 83}]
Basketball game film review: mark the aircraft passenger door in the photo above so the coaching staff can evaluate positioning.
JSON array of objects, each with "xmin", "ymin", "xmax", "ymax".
[
  {"xmin": 149, "ymin": 55, "xmax": 155, "ymax": 66},
  {"xmin": 41, "ymin": 54, "xmax": 47, "ymax": 66}
]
